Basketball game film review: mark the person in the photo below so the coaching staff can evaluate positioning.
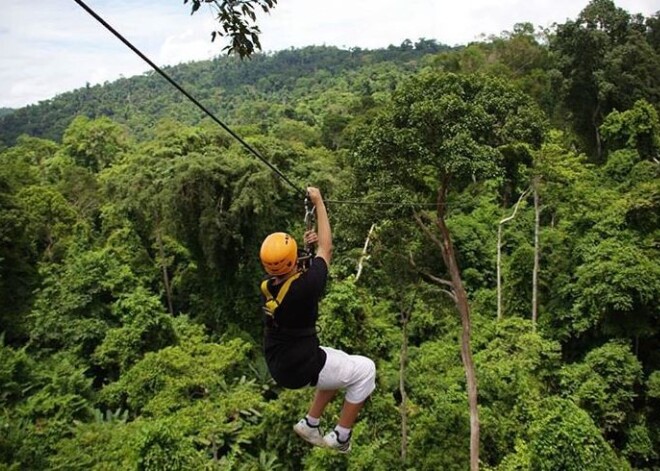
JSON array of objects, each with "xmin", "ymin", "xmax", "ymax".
[{"xmin": 259, "ymin": 187, "xmax": 376, "ymax": 453}]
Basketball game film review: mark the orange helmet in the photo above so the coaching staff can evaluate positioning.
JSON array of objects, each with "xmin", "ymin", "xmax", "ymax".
[{"xmin": 260, "ymin": 232, "xmax": 298, "ymax": 276}]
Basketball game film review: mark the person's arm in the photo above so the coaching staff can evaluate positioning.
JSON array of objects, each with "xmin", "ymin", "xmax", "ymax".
[{"xmin": 307, "ymin": 187, "xmax": 332, "ymax": 266}]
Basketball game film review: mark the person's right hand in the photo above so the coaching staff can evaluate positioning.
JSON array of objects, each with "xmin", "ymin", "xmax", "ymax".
[{"xmin": 307, "ymin": 187, "xmax": 323, "ymax": 206}]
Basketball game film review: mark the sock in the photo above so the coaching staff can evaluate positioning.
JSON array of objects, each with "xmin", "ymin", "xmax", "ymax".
[
  {"xmin": 305, "ymin": 415, "xmax": 320, "ymax": 427},
  {"xmin": 334, "ymin": 425, "xmax": 352, "ymax": 442}
]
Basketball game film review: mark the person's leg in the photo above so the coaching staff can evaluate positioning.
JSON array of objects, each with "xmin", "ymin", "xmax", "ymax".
[
  {"xmin": 337, "ymin": 399, "xmax": 365, "ymax": 428},
  {"xmin": 308, "ymin": 389, "xmax": 337, "ymax": 419},
  {"xmin": 294, "ymin": 389, "xmax": 337, "ymax": 447},
  {"xmin": 323, "ymin": 354, "xmax": 376, "ymax": 451}
]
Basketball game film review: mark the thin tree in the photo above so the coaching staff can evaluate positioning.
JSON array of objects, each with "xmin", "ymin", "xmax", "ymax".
[
  {"xmin": 155, "ymin": 227, "xmax": 175, "ymax": 316},
  {"xmin": 497, "ymin": 189, "xmax": 529, "ymax": 321},
  {"xmin": 413, "ymin": 199, "xmax": 479, "ymax": 470},
  {"xmin": 355, "ymin": 223, "xmax": 376, "ymax": 282}
]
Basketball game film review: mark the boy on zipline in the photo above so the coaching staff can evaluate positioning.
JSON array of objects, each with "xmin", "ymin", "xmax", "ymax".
[{"xmin": 259, "ymin": 187, "xmax": 376, "ymax": 453}]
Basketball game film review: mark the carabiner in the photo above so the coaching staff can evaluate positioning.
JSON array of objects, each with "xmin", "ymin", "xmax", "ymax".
[
  {"xmin": 299, "ymin": 195, "xmax": 316, "ymax": 270},
  {"xmin": 304, "ymin": 196, "xmax": 316, "ymax": 233}
]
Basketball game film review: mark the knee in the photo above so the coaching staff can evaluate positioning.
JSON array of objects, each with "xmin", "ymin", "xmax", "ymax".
[
  {"xmin": 368, "ymin": 358, "xmax": 376, "ymax": 377},
  {"xmin": 362, "ymin": 357, "xmax": 376, "ymax": 383}
]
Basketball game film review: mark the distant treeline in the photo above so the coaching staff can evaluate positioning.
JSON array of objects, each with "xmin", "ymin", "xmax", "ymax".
[{"xmin": 0, "ymin": 41, "xmax": 453, "ymax": 147}]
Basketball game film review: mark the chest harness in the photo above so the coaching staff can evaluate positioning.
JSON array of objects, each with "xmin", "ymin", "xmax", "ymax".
[
  {"xmin": 260, "ymin": 271, "xmax": 302, "ymax": 323},
  {"xmin": 261, "ymin": 271, "xmax": 317, "ymax": 337}
]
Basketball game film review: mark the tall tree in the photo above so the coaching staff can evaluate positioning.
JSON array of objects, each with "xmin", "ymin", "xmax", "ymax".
[{"xmin": 353, "ymin": 71, "xmax": 545, "ymax": 470}]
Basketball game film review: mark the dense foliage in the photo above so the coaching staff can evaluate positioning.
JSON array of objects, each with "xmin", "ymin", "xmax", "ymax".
[{"xmin": 1, "ymin": 1, "xmax": 658, "ymax": 469}]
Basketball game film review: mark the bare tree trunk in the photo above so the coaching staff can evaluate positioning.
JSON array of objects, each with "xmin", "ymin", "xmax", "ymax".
[
  {"xmin": 532, "ymin": 179, "xmax": 540, "ymax": 331},
  {"xmin": 497, "ymin": 190, "xmax": 528, "ymax": 321},
  {"xmin": 412, "ymin": 181, "xmax": 481, "ymax": 470},
  {"xmin": 157, "ymin": 230, "xmax": 174, "ymax": 315},
  {"xmin": 435, "ymin": 214, "xmax": 480, "ymax": 471},
  {"xmin": 355, "ymin": 223, "xmax": 376, "ymax": 282}
]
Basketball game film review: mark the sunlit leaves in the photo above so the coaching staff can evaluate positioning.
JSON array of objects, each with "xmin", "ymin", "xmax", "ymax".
[
  {"xmin": 601, "ymin": 99, "xmax": 660, "ymax": 159},
  {"xmin": 571, "ymin": 238, "xmax": 659, "ymax": 336}
]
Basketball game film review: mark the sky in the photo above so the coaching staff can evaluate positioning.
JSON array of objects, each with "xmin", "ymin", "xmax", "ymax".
[{"xmin": 1, "ymin": 0, "xmax": 657, "ymax": 109}]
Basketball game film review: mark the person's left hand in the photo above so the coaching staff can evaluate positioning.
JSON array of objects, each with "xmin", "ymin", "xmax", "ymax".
[{"xmin": 304, "ymin": 230, "xmax": 318, "ymax": 246}]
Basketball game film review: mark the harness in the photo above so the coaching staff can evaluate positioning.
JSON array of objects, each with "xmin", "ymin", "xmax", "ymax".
[
  {"xmin": 260, "ymin": 272, "xmax": 317, "ymax": 337},
  {"xmin": 260, "ymin": 272, "xmax": 302, "ymax": 322}
]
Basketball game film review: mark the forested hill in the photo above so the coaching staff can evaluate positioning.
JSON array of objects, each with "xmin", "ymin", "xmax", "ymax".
[
  {"xmin": 1, "ymin": 1, "xmax": 659, "ymax": 470},
  {"xmin": 0, "ymin": 42, "xmax": 450, "ymax": 147}
]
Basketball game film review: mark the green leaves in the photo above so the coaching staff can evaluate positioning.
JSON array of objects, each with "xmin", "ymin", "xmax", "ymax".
[
  {"xmin": 601, "ymin": 99, "xmax": 660, "ymax": 159},
  {"xmin": 559, "ymin": 341, "xmax": 643, "ymax": 434},
  {"xmin": 527, "ymin": 397, "xmax": 623, "ymax": 471},
  {"xmin": 355, "ymin": 72, "xmax": 545, "ymax": 202},
  {"xmin": 188, "ymin": 0, "xmax": 278, "ymax": 58},
  {"xmin": 551, "ymin": 0, "xmax": 660, "ymax": 159},
  {"xmin": 93, "ymin": 287, "xmax": 176, "ymax": 378},
  {"xmin": 0, "ymin": 12, "xmax": 659, "ymax": 469},
  {"xmin": 571, "ymin": 238, "xmax": 659, "ymax": 336},
  {"xmin": 99, "ymin": 332, "xmax": 252, "ymax": 417},
  {"xmin": 62, "ymin": 116, "xmax": 130, "ymax": 172}
]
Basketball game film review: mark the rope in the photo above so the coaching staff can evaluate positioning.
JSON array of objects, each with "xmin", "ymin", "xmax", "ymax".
[{"xmin": 72, "ymin": 0, "xmax": 306, "ymax": 198}]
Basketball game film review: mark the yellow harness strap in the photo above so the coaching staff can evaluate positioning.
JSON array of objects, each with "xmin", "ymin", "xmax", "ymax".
[{"xmin": 261, "ymin": 272, "xmax": 302, "ymax": 319}]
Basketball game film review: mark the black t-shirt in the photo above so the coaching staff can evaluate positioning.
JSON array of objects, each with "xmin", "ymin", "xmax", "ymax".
[{"xmin": 262, "ymin": 257, "xmax": 328, "ymax": 389}]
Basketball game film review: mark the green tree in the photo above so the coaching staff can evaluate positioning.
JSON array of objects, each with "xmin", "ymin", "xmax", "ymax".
[
  {"xmin": 551, "ymin": 0, "xmax": 660, "ymax": 160},
  {"xmin": 89, "ymin": 320, "xmax": 265, "ymax": 469},
  {"xmin": 16, "ymin": 185, "xmax": 77, "ymax": 261},
  {"xmin": 0, "ymin": 136, "xmax": 54, "ymax": 341},
  {"xmin": 0, "ymin": 343, "xmax": 94, "ymax": 470},
  {"xmin": 353, "ymin": 71, "xmax": 545, "ymax": 470},
  {"xmin": 600, "ymin": 99, "xmax": 660, "ymax": 159},
  {"xmin": 528, "ymin": 397, "xmax": 627, "ymax": 470},
  {"xmin": 559, "ymin": 341, "xmax": 643, "ymax": 435},
  {"xmin": 473, "ymin": 317, "xmax": 561, "ymax": 466},
  {"xmin": 62, "ymin": 116, "xmax": 130, "ymax": 172}
]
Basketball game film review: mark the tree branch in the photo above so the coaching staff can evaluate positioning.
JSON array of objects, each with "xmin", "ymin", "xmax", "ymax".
[
  {"xmin": 408, "ymin": 252, "xmax": 456, "ymax": 301},
  {"xmin": 499, "ymin": 188, "xmax": 529, "ymax": 226},
  {"xmin": 355, "ymin": 223, "xmax": 376, "ymax": 282},
  {"xmin": 497, "ymin": 187, "xmax": 530, "ymax": 321},
  {"xmin": 413, "ymin": 211, "xmax": 444, "ymax": 250}
]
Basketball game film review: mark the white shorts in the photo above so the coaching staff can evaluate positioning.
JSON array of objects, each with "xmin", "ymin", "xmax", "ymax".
[{"xmin": 315, "ymin": 346, "xmax": 376, "ymax": 404}]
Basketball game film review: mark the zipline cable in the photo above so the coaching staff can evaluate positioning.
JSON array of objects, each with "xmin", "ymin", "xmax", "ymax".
[
  {"xmin": 73, "ymin": 0, "xmax": 448, "ymax": 211},
  {"xmin": 325, "ymin": 199, "xmax": 440, "ymax": 207},
  {"xmin": 72, "ymin": 0, "xmax": 306, "ymax": 198}
]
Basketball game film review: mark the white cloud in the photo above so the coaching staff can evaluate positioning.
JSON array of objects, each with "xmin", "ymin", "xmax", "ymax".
[
  {"xmin": 1, "ymin": 0, "xmax": 658, "ymax": 108},
  {"xmin": 159, "ymin": 14, "xmax": 218, "ymax": 66}
]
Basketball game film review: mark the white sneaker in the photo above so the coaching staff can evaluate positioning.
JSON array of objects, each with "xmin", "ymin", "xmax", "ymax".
[
  {"xmin": 293, "ymin": 419, "xmax": 325, "ymax": 447},
  {"xmin": 323, "ymin": 429, "xmax": 352, "ymax": 453}
]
